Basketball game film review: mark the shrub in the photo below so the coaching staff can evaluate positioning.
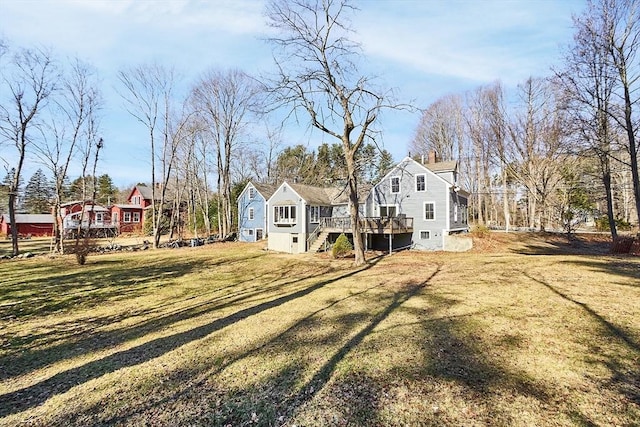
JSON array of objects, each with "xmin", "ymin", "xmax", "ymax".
[
  {"xmin": 470, "ymin": 225, "xmax": 490, "ymax": 238},
  {"xmin": 332, "ymin": 233, "xmax": 353, "ymax": 258}
]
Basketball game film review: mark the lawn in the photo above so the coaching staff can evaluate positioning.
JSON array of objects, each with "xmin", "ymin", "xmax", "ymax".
[{"xmin": 0, "ymin": 233, "xmax": 638, "ymax": 426}]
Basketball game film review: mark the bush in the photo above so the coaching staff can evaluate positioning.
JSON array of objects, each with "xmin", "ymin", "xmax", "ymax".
[
  {"xmin": 596, "ymin": 216, "xmax": 633, "ymax": 232},
  {"xmin": 470, "ymin": 225, "xmax": 490, "ymax": 238},
  {"xmin": 332, "ymin": 233, "xmax": 353, "ymax": 258}
]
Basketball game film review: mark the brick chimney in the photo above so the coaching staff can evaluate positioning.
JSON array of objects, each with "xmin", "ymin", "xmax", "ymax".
[{"xmin": 428, "ymin": 151, "xmax": 437, "ymax": 164}]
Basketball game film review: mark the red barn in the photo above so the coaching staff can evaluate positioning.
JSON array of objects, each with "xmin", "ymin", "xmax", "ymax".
[{"xmin": 0, "ymin": 214, "xmax": 55, "ymax": 238}]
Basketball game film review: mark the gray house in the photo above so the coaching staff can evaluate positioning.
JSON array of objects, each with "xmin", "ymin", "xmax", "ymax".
[{"xmin": 367, "ymin": 156, "xmax": 470, "ymax": 251}]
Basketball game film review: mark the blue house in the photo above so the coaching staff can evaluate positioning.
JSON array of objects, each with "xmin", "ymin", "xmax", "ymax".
[{"xmin": 237, "ymin": 182, "xmax": 276, "ymax": 242}]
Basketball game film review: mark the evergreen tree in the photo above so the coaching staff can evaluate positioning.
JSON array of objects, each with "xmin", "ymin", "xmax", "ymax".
[
  {"xmin": 23, "ymin": 169, "xmax": 53, "ymax": 213},
  {"xmin": 96, "ymin": 174, "xmax": 117, "ymax": 205}
]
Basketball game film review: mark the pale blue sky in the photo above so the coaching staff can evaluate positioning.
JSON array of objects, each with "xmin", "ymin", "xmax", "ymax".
[{"xmin": 1, "ymin": 0, "xmax": 585, "ymax": 187}]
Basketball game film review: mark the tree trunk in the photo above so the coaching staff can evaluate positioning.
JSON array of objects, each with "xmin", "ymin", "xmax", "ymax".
[{"xmin": 345, "ymin": 149, "xmax": 365, "ymax": 265}]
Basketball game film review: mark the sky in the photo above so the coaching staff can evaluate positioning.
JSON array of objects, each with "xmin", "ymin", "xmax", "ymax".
[{"xmin": 0, "ymin": 0, "xmax": 587, "ymax": 188}]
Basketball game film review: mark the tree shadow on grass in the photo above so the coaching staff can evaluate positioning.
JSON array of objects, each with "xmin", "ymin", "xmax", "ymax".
[
  {"xmin": 515, "ymin": 233, "xmax": 611, "ymax": 256},
  {"xmin": 0, "ymin": 256, "xmax": 383, "ymax": 417},
  {"xmin": 559, "ymin": 258, "xmax": 640, "ymax": 288},
  {"xmin": 523, "ymin": 271, "xmax": 640, "ymax": 408},
  {"xmin": 0, "ymin": 257, "xmax": 324, "ymax": 382}
]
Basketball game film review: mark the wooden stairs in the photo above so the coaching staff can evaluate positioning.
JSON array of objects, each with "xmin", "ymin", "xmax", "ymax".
[{"xmin": 308, "ymin": 230, "xmax": 330, "ymax": 253}]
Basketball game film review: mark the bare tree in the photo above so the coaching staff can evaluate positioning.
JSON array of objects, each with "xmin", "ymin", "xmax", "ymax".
[
  {"xmin": 0, "ymin": 46, "xmax": 58, "ymax": 256},
  {"xmin": 35, "ymin": 58, "xmax": 101, "ymax": 252},
  {"xmin": 410, "ymin": 94, "xmax": 464, "ymax": 162},
  {"xmin": 558, "ymin": 1, "xmax": 622, "ymax": 238},
  {"xmin": 118, "ymin": 63, "xmax": 183, "ymax": 248},
  {"xmin": 266, "ymin": 0, "xmax": 401, "ymax": 266},
  {"xmin": 190, "ymin": 68, "xmax": 262, "ymax": 238},
  {"xmin": 603, "ymin": 0, "xmax": 640, "ymax": 227}
]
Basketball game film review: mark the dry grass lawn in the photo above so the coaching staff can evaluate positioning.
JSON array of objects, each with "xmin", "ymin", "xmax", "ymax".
[{"xmin": 0, "ymin": 233, "xmax": 638, "ymax": 426}]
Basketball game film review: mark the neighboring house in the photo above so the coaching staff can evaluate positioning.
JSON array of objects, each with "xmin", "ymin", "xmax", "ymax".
[
  {"xmin": 1, "ymin": 214, "xmax": 55, "ymax": 238},
  {"xmin": 58, "ymin": 201, "xmax": 118, "ymax": 237},
  {"xmin": 111, "ymin": 184, "xmax": 151, "ymax": 235},
  {"xmin": 237, "ymin": 182, "xmax": 277, "ymax": 242},
  {"xmin": 367, "ymin": 156, "xmax": 470, "ymax": 251}
]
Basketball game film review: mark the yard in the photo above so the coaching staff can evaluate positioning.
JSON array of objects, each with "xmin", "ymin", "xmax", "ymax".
[{"xmin": 0, "ymin": 233, "xmax": 638, "ymax": 426}]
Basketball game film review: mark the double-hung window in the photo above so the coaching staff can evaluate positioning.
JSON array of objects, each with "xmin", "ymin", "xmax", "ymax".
[
  {"xmin": 424, "ymin": 202, "xmax": 435, "ymax": 221},
  {"xmin": 133, "ymin": 212, "xmax": 141, "ymax": 223},
  {"xmin": 310, "ymin": 206, "xmax": 320, "ymax": 223},
  {"xmin": 248, "ymin": 207, "xmax": 255, "ymax": 220},
  {"xmin": 274, "ymin": 205, "xmax": 296, "ymax": 225},
  {"xmin": 390, "ymin": 176, "xmax": 400, "ymax": 194},
  {"xmin": 248, "ymin": 187, "xmax": 256, "ymax": 199},
  {"xmin": 415, "ymin": 174, "xmax": 426, "ymax": 192},
  {"xmin": 124, "ymin": 212, "xmax": 131, "ymax": 222},
  {"xmin": 380, "ymin": 205, "xmax": 397, "ymax": 218}
]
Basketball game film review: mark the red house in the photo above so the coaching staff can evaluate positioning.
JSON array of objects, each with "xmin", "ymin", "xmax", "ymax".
[
  {"xmin": 1, "ymin": 214, "xmax": 55, "ymax": 238},
  {"xmin": 110, "ymin": 184, "xmax": 153, "ymax": 235},
  {"xmin": 58, "ymin": 201, "xmax": 117, "ymax": 238}
]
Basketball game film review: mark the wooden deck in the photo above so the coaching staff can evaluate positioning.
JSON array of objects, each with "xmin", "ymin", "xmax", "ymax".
[{"xmin": 320, "ymin": 216, "xmax": 413, "ymax": 234}]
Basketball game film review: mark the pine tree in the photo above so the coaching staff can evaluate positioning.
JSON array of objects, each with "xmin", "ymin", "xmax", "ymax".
[
  {"xmin": 96, "ymin": 174, "xmax": 117, "ymax": 205},
  {"xmin": 24, "ymin": 169, "xmax": 53, "ymax": 213}
]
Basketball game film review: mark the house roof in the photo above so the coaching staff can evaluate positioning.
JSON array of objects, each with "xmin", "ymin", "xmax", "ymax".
[
  {"xmin": 1, "ymin": 214, "xmax": 54, "ymax": 224},
  {"xmin": 288, "ymin": 182, "xmax": 334, "ymax": 205},
  {"xmin": 425, "ymin": 160, "xmax": 458, "ymax": 174},
  {"xmin": 253, "ymin": 182, "xmax": 277, "ymax": 199},
  {"xmin": 112, "ymin": 204, "xmax": 144, "ymax": 209},
  {"xmin": 135, "ymin": 184, "xmax": 154, "ymax": 200}
]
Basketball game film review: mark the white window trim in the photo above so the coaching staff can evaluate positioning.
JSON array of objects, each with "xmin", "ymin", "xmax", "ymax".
[
  {"xmin": 390, "ymin": 176, "xmax": 401, "ymax": 194},
  {"xmin": 419, "ymin": 230, "xmax": 431, "ymax": 240},
  {"xmin": 310, "ymin": 206, "xmax": 320, "ymax": 223},
  {"xmin": 248, "ymin": 207, "xmax": 254, "ymax": 220},
  {"xmin": 454, "ymin": 203, "xmax": 458, "ymax": 222},
  {"xmin": 133, "ymin": 212, "xmax": 141, "ymax": 223},
  {"xmin": 248, "ymin": 187, "xmax": 256, "ymax": 199},
  {"xmin": 124, "ymin": 212, "xmax": 131, "ymax": 222},
  {"xmin": 424, "ymin": 201, "xmax": 436, "ymax": 221},
  {"xmin": 379, "ymin": 204, "xmax": 398, "ymax": 218},
  {"xmin": 274, "ymin": 205, "xmax": 297, "ymax": 225},
  {"xmin": 415, "ymin": 174, "xmax": 426, "ymax": 192}
]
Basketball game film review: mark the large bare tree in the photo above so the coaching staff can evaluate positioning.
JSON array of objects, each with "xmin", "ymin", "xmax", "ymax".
[
  {"xmin": 0, "ymin": 46, "xmax": 58, "ymax": 256},
  {"xmin": 35, "ymin": 58, "xmax": 102, "ymax": 252},
  {"xmin": 190, "ymin": 69, "xmax": 262, "ymax": 238},
  {"xmin": 118, "ymin": 63, "xmax": 183, "ymax": 248},
  {"xmin": 266, "ymin": 0, "xmax": 398, "ymax": 266}
]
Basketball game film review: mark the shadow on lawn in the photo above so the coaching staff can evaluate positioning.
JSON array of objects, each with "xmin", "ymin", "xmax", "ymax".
[
  {"xmin": 560, "ymin": 258, "xmax": 640, "ymax": 288},
  {"xmin": 0, "ymin": 256, "xmax": 383, "ymax": 417},
  {"xmin": 0, "ymin": 255, "xmax": 312, "ymax": 382},
  {"xmin": 524, "ymin": 272, "xmax": 640, "ymax": 407},
  {"xmin": 516, "ymin": 233, "xmax": 611, "ymax": 256}
]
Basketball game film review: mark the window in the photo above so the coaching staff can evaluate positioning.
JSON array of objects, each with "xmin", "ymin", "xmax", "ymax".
[
  {"xmin": 124, "ymin": 212, "xmax": 131, "ymax": 222},
  {"xmin": 132, "ymin": 195, "xmax": 142, "ymax": 205},
  {"xmin": 274, "ymin": 205, "xmax": 296, "ymax": 224},
  {"xmin": 249, "ymin": 187, "xmax": 256, "ymax": 199},
  {"xmin": 390, "ymin": 176, "xmax": 400, "ymax": 194},
  {"xmin": 454, "ymin": 203, "xmax": 458, "ymax": 222},
  {"xmin": 247, "ymin": 229, "xmax": 254, "ymax": 236},
  {"xmin": 95, "ymin": 212, "xmax": 104, "ymax": 223},
  {"xmin": 416, "ymin": 174, "xmax": 426, "ymax": 192},
  {"xmin": 248, "ymin": 207, "xmax": 254, "ymax": 220},
  {"xmin": 420, "ymin": 230, "xmax": 431, "ymax": 240},
  {"xmin": 133, "ymin": 212, "xmax": 140, "ymax": 223},
  {"xmin": 424, "ymin": 202, "xmax": 435, "ymax": 221},
  {"xmin": 310, "ymin": 206, "xmax": 320, "ymax": 223},
  {"xmin": 112, "ymin": 212, "xmax": 119, "ymax": 223},
  {"xmin": 380, "ymin": 205, "xmax": 397, "ymax": 218}
]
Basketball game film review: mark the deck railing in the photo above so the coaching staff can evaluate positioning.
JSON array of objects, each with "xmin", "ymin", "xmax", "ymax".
[{"xmin": 320, "ymin": 216, "xmax": 413, "ymax": 234}]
